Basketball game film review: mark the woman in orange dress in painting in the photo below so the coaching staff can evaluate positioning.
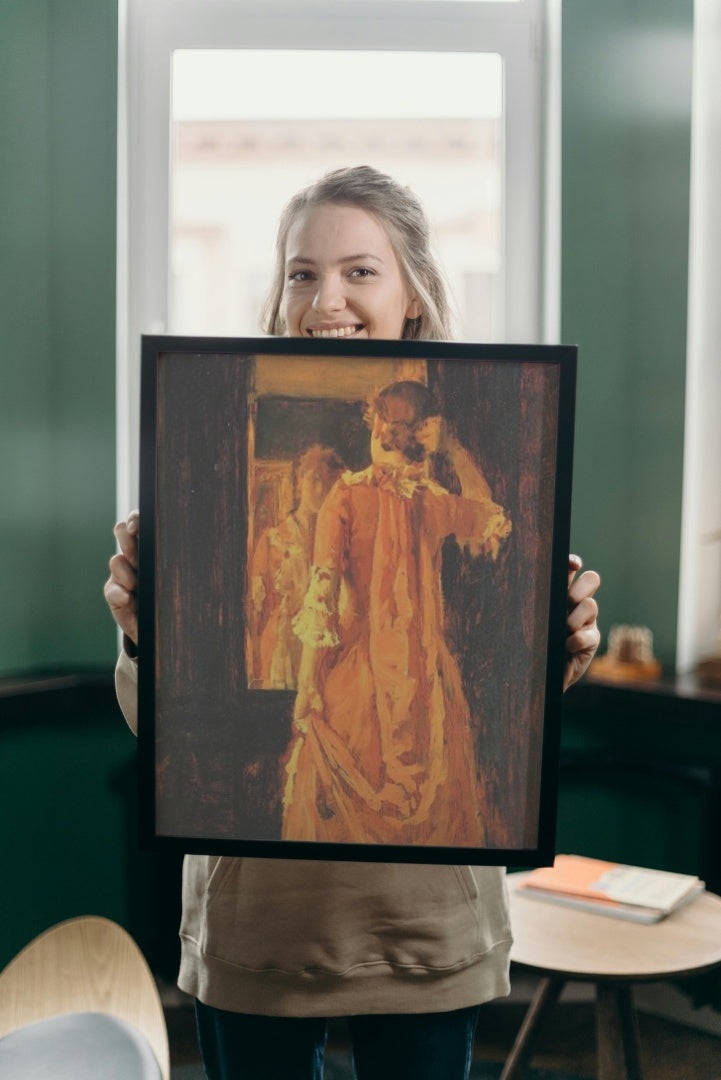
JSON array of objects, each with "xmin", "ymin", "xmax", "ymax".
[{"xmin": 282, "ymin": 379, "xmax": 511, "ymax": 849}]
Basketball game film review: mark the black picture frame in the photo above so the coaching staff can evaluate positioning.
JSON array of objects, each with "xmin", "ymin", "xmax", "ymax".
[{"xmin": 138, "ymin": 335, "xmax": 576, "ymax": 865}]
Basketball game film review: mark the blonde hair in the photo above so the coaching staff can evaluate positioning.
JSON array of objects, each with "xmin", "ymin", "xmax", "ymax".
[{"xmin": 262, "ymin": 166, "xmax": 453, "ymax": 341}]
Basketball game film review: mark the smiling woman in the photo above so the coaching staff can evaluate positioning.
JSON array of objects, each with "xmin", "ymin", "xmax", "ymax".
[
  {"xmin": 282, "ymin": 205, "xmax": 420, "ymax": 340},
  {"xmin": 263, "ymin": 167, "xmax": 451, "ymax": 342}
]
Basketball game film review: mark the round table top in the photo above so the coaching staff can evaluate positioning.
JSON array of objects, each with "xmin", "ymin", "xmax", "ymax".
[{"xmin": 508, "ymin": 871, "xmax": 721, "ymax": 981}]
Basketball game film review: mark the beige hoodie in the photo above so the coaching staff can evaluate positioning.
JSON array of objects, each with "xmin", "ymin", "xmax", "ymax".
[{"xmin": 116, "ymin": 650, "xmax": 512, "ymax": 1016}]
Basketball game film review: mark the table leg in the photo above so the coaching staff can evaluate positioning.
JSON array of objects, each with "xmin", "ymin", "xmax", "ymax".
[
  {"xmin": 499, "ymin": 976, "xmax": 565, "ymax": 1080},
  {"xmin": 596, "ymin": 982, "xmax": 643, "ymax": 1080}
]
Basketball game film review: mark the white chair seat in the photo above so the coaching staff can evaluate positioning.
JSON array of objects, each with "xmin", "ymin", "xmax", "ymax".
[
  {"xmin": 0, "ymin": 917, "xmax": 169, "ymax": 1079},
  {"xmin": 0, "ymin": 1011, "xmax": 162, "ymax": 1079}
]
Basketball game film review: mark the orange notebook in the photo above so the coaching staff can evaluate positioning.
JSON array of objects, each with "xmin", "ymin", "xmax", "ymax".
[{"xmin": 516, "ymin": 855, "xmax": 704, "ymax": 923}]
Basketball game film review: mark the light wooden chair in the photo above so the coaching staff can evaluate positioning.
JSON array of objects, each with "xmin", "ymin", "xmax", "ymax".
[{"xmin": 0, "ymin": 915, "xmax": 170, "ymax": 1079}]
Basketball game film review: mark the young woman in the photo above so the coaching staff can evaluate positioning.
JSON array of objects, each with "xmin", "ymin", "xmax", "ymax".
[{"xmin": 105, "ymin": 166, "xmax": 601, "ymax": 1080}]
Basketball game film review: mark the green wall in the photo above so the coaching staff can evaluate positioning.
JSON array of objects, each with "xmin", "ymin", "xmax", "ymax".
[
  {"xmin": 0, "ymin": 683, "xmax": 183, "ymax": 973},
  {"xmin": 562, "ymin": 0, "xmax": 693, "ymax": 669},
  {"xmin": 0, "ymin": 0, "xmax": 118, "ymax": 675},
  {"xmin": 558, "ymin": 686, "xmax": 721, "ymax": 884}
]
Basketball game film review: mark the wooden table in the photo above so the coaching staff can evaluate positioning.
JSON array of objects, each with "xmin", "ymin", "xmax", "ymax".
[{"xmin": 503, "ymin": 873, "xmax": 721, "ymax": 1080}]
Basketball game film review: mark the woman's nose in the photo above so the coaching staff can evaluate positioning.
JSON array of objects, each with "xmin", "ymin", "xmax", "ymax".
[{"xmin": 312, "ymin": 274, "xmax": 345, "ymax": 314}]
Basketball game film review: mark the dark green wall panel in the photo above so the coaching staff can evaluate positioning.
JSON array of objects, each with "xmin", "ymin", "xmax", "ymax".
[
  {"xmin": 0, "ymin": 2, "xmax": 54, "ymax": 670},
  {"xmin": 0, "ymin": 702, "xmax": 134, "ymax": 964},
  {"xmin": 562, "ymin": 1, "xmax": 693, "ymax": 668},
  {"xmin": 0, "ymin": 0, "xmax": 118, "ymax": 674},
  {"xmin": 0, "ymin": 684, "xmax": 183, "ymax": 976}
]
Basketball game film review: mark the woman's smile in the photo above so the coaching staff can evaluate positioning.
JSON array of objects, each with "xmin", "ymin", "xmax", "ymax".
[{"xmin": 306, "ymin": 323, "xmax": 365, "ymax": 339}]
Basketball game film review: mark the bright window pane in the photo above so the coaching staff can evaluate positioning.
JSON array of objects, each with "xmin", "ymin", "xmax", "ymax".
[
  {"xmin": 170, "ymin": 49, "xmax": 503, "ymax": 340},
  {"xmin": 350, "ymin": 1, "xmax": 521, "ymax": 3}
]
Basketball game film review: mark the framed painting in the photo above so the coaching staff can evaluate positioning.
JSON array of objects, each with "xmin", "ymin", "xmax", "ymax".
[{"xmin": 138, "ymin": 335, "xmax": 576, "ymax": 865}]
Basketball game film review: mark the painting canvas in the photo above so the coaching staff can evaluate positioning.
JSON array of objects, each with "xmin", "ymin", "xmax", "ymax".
[{"xmin": 138, "ymin": 336, "xmax": 576, "ymax": 865}]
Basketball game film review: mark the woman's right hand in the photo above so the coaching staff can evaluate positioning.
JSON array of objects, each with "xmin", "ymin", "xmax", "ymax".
[{"xmin": 103, "ymin": 510, "xmax": 139, "ymax": 646}]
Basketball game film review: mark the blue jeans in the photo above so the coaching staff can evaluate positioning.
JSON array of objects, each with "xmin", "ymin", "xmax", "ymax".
[{"xmin": 195, "ymin": 1000, "xmax": 481, "ymax": 1080}]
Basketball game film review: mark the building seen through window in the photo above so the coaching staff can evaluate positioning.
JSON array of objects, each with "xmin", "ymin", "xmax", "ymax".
[{"xmin": 170, "ymin": 50, "xmax": 503, "ymax": 341}]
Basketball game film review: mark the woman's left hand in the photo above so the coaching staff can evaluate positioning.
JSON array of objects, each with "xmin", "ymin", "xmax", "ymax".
[{"xmin": 564, "ymin": 554, "xmax": 601, "ymax": 691}]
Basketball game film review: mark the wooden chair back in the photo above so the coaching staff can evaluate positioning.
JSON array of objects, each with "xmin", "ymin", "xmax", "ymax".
[{"xmin": 0, "ymin": 916, "xmax": 169, "ymax": 1080}]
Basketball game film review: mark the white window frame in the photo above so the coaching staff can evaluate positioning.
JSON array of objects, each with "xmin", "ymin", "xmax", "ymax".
[
  {"xmin": 117, "ymin": 0, "xmax": 559, "ymax": 512},
  {"xmin": 676, "ymin": 0, "xmax": 721, "ymax": 674}
]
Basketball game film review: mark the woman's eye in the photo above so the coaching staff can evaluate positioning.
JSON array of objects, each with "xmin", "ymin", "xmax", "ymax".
[
  {"xmin": 349, "ymin": 267, "xmax": 375, "ymax": 279},
  {"xmin": 288, "ymin": 270, "xmax": 313, "ymax": 283}
]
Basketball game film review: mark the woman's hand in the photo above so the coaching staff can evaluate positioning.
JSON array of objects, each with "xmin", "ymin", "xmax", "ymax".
[
  {"xmin": 104, "ymin": 510, "xmax": 139, "ymax": 646},
  {"xmin": 564, "ymin": 554, "xmax": 601, "ymax": 691}
]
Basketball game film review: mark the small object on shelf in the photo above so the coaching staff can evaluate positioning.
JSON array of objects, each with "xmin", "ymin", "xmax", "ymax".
[
  {"xmin": 696, "ymin": 653, "xmax": 721, "ymax": 689},
  {"xmin": 514, "ymin": 854, "xmax": 704, "ymax": 923},
  {"xmin": 590, "ymin": 623, "xmax": 662, "ymax": 682},
  {"xmin": 696, "ymin": 527, "xmax": 721, "ymax": 688}
]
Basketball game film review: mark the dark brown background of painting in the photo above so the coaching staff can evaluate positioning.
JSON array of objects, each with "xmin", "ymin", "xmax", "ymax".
[
  {"xmin": 151, "ymin": 351, "xmax": 559, "ymax": 852},
  {"xmin": 431, "ymin": 360, "xmax": 559, "ymax": 849}
]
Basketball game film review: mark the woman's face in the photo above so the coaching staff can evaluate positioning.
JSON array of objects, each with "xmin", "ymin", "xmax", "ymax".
[{"xmin": 281, "ymin": 203, "xmax": 421, "ymax": 341}]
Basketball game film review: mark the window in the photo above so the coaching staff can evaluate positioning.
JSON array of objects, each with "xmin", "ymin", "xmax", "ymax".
[
  {"xmin": 118, "ymin": 0, "xmax": 557, "ymax": 510},
  {"xmin": 169, "ymin": 49, "xmax": 503, "ymax": 340}
]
